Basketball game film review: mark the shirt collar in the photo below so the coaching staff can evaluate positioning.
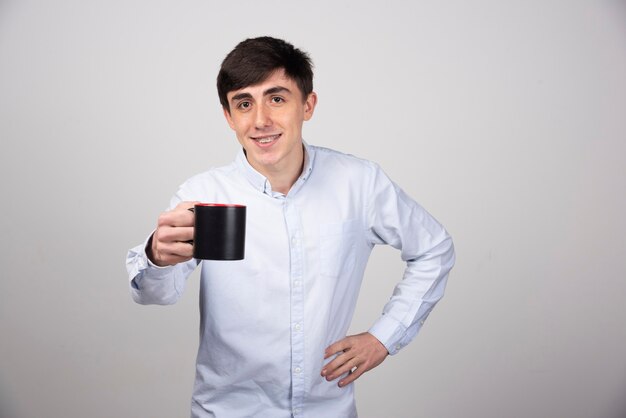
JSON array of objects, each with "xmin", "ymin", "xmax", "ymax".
[
  {"xmin": 300, "ymin": 141, "xmax": 315, "ymax": 182},
  {"xmin": 235, "ymin": 141, "xmax": 315, "ymax": 196},
  {"xmin": 235, "ymin": 148, "xmax": 269, "ymax": 193}
]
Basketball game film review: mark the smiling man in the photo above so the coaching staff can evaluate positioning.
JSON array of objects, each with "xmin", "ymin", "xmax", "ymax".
[
  {"xmin": 127, "ymin": 37, "xmax": 455, "ymax": 418},
  {"xmin": 223, "ymin": 69, "xmax": 316, "ymax": 195}
]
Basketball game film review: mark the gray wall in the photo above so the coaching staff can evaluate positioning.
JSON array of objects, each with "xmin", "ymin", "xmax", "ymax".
[{"xmin": 1, "ymin": 1, "xmax": 625, "ymax": 417}]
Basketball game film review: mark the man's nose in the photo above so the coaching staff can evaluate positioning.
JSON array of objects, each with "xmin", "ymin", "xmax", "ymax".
[{"xmin": 254, "ymin": 104, "xmax": 272, "ymax": 128}]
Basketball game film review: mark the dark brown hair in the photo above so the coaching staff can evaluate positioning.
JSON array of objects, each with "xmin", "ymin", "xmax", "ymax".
[{"xmin": 217, "ymin": 37, "xmax": 313, "ymax": 112}]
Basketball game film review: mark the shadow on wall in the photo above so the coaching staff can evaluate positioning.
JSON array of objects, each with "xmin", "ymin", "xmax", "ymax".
[
  {"xmin": 612, "ymin": 388, "xmax": 626, "ymax": 418},
  {"xmin": 0, "ymin": 393, "xmax": 18, "ymax": 418}
]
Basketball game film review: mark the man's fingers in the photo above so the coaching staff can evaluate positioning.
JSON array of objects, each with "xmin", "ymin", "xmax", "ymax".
[
  {"xmin": 158, "ymin": 208, "xmax": 195, "ymax": 228},
  {"xmin": 324, "ymin": 338, "xmax": 350, "ymax": 359},
  {"xmin": 152, "ymin": 226, "xmax": 195, "ymax": 266},
  {"xmin": 322, "ymin": 336, "xmax": 355, "ymax": 378},
  {"xmin": 324, "ymin": 355, "xmax": 359, "ymax": 381},
  {"xmin": 157, "ymin": 240, "xmax": 194, "ymax": 257},
  {"xmin": 152, "ymin": 241, "xmax": 194, "ymax": 266},
  {"xmin": 148, "ymin": 202, "xmax": 198, "ymax": 267},
  {"xmin": 321, "ymin": 332, "xmax": 389, "ymax": 388},
  {"xmin": 158, "ymin": 201, "xmax": 199, "ymax": 228},
  {"xmin": 156, "ymin": 226, "xmax": 194, "ymax": 244},
  {"xmin": 338, "ymin": 367, "xmax": 365, "ymax": 387},
  {"xmin": 321, "ymin": 352, "xmax": 345, "ymax": 376}
]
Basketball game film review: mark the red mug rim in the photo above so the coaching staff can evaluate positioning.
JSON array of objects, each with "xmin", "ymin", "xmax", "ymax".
[{"xmin": 195, "ymin": 203, "xmax": 245, "ymax": 208}]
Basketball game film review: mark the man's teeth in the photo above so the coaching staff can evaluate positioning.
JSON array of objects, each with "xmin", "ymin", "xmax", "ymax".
[{"xmin": 256, "ymin": 135, "xmax": 279, "ymax": 144}]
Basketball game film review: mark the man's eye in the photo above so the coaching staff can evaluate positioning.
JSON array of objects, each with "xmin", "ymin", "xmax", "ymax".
[
  {"xmin": 238, "ymin": 101, "xmax": 251, "ymax": 109},
  {"xmin": 271, "ymin": 97, "xmax": 284, "ymax": 104}
]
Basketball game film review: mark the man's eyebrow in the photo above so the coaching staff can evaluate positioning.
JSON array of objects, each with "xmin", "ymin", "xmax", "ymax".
[
  {"xmin": 230, "ymin": 92, "xmax": 253, "ymax": 102},
  {"xmin": 230, "ymin": 86, "xmax": 291, "ymax": 103},
  {"xmin": 264, "ymin": 86, "xmax": 291, "ymax": 96}
]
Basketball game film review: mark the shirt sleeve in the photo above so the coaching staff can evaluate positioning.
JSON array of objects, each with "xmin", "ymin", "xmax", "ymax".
[
  {"xmin": 365, "ymin": 163, "xmax": 455, "ymax": 355},
  {"xmin": 125, "ymin": 188, "xmax": 200, "ymax": 305}
]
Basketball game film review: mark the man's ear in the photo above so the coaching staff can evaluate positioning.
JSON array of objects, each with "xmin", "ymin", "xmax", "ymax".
[
  {"xmin": 223, "ymin": 106, "xmax": 235, "ymax": 130},
  {"xmin": 303, "ymin": 92, "xmax": 318, "ymax": 121}
]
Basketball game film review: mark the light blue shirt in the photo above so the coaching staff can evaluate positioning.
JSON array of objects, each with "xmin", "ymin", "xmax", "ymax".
[{"xmin": 126, "ymin": 143, "xmax": 455, "ymax": 418}]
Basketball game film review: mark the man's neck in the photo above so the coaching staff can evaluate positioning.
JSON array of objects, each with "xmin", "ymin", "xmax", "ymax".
[
  {"xmin": 246, "ymin": 145, "xmax": 305, "ymax": 195},
  {"xmin": 264, "ymin": 154, "xmax": 304, "ymax": 195}
]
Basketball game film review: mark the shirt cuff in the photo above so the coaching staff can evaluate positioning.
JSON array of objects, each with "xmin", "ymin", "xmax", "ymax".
[
  {"xmin": 368, "ymin": 314, "xmax": 408, "ymax": 355},
  {"xmin": 126, "ymin": 234, "xmax": 177, "ymax": 283}
]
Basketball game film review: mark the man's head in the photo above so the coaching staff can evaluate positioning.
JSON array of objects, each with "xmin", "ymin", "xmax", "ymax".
[{"xmin": 217, "ymin": 37, "xmax": 314, "ymax": 113}]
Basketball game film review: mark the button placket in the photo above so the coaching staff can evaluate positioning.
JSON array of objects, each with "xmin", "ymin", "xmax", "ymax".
[{"xmin": 284, "ymin": 198, "xmax": 305, "ymax": 415}]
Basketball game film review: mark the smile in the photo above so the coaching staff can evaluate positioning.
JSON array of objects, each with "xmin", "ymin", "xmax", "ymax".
[{"xmin": 251, "ymin": 134, "xmax": 281, "ymax": 145}]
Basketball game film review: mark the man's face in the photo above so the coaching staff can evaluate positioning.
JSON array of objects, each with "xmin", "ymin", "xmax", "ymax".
[{"xmin": 223, "ymin": 69, "xmax": 317, "ymax": 177}]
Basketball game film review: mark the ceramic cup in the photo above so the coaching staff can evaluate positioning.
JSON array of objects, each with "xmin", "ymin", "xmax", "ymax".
[{"xmin": 190, "ymin": 203, "xmax": 246, "ymax": 260}]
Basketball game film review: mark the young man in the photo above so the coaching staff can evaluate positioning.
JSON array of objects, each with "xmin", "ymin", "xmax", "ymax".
[{"xmin": 126, "ymin": 37, "xmax": 455, "ymax": 418}]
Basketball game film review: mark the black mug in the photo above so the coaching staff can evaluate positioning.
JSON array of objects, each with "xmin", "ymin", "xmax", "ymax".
[{"xmin": 191, "ymin": 203, "xmax": 246, "ymax": 260}]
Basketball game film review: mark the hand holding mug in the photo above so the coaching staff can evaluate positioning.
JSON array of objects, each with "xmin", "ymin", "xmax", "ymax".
[
  {"xmin": 148, "ymin": 201, "xmax": 197, "ymax": 267},
  {"xmin": 148, "ymin": 201, "xmax": 247, "ymax": 266}
]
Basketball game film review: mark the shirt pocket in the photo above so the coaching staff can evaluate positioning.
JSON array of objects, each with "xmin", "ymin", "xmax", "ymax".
[{"xmin": 319, "ymin": 220, "xmax": 360, "ymax": 278}]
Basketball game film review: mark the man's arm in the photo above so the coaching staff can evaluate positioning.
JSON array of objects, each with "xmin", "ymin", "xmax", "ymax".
[
  {"xmin": 322, "ymin": 162, "xmax": 455, "ymax": 387},
  {"xmin": 126, "ymin": 201, "xmax": 199, "ymax": 305}
]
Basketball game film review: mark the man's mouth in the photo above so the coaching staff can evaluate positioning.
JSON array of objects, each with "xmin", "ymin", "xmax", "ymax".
[{"xmin": 251, "ymin": 134, "xmax": 281, "ymax": 144}]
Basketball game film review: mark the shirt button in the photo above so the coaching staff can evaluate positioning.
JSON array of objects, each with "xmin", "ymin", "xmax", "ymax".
[
  {"xmin": 291, "ymin": 237, "xmax": 298, "ymax": 245},
  {"xmin": 293, "ymin": 408, "xmax": 301, "ymax": 416},
  {"xmin": 420, "ymin": 320, "xmax": 425, "ymax": 325},
  {"xmin": 293, "ymin": 280, "xmax": 301, "ymax": 287},
  {"xmin": 395, "ymin": 344, "xmax": 402, "ymax": 351},
  {"xmin": 294, "ymin": 366, "xmax": 302, "ymax": 374},
  {"xmin": 294, "ymin": 323, "xmax": 302, "ymax": 331}
]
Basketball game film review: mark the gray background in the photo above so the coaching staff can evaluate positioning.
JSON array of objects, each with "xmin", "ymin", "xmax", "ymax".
[{"xmin": 1, "ymin": 1, "xmax": 625, "ymax": 417}]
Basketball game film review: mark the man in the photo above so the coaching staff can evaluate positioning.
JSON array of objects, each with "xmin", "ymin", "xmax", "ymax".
[{"xmin": 126, "ymin": 36, "xmax": 455, "ymax": 418}]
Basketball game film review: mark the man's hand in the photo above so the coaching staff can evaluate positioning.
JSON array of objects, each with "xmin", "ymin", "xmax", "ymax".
[
  {"xmin": 147, "ymin": 201, "xmax": 197, "ymax": 267},
  {"xmin": 321, "ymin": 332, "xmax": 389, "ymax": 388}
]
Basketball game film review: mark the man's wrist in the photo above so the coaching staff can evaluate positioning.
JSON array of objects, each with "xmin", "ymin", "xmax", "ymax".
[{"xmin": 145, "ymin": 234, "xmax": 154, "ymax": 258}]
